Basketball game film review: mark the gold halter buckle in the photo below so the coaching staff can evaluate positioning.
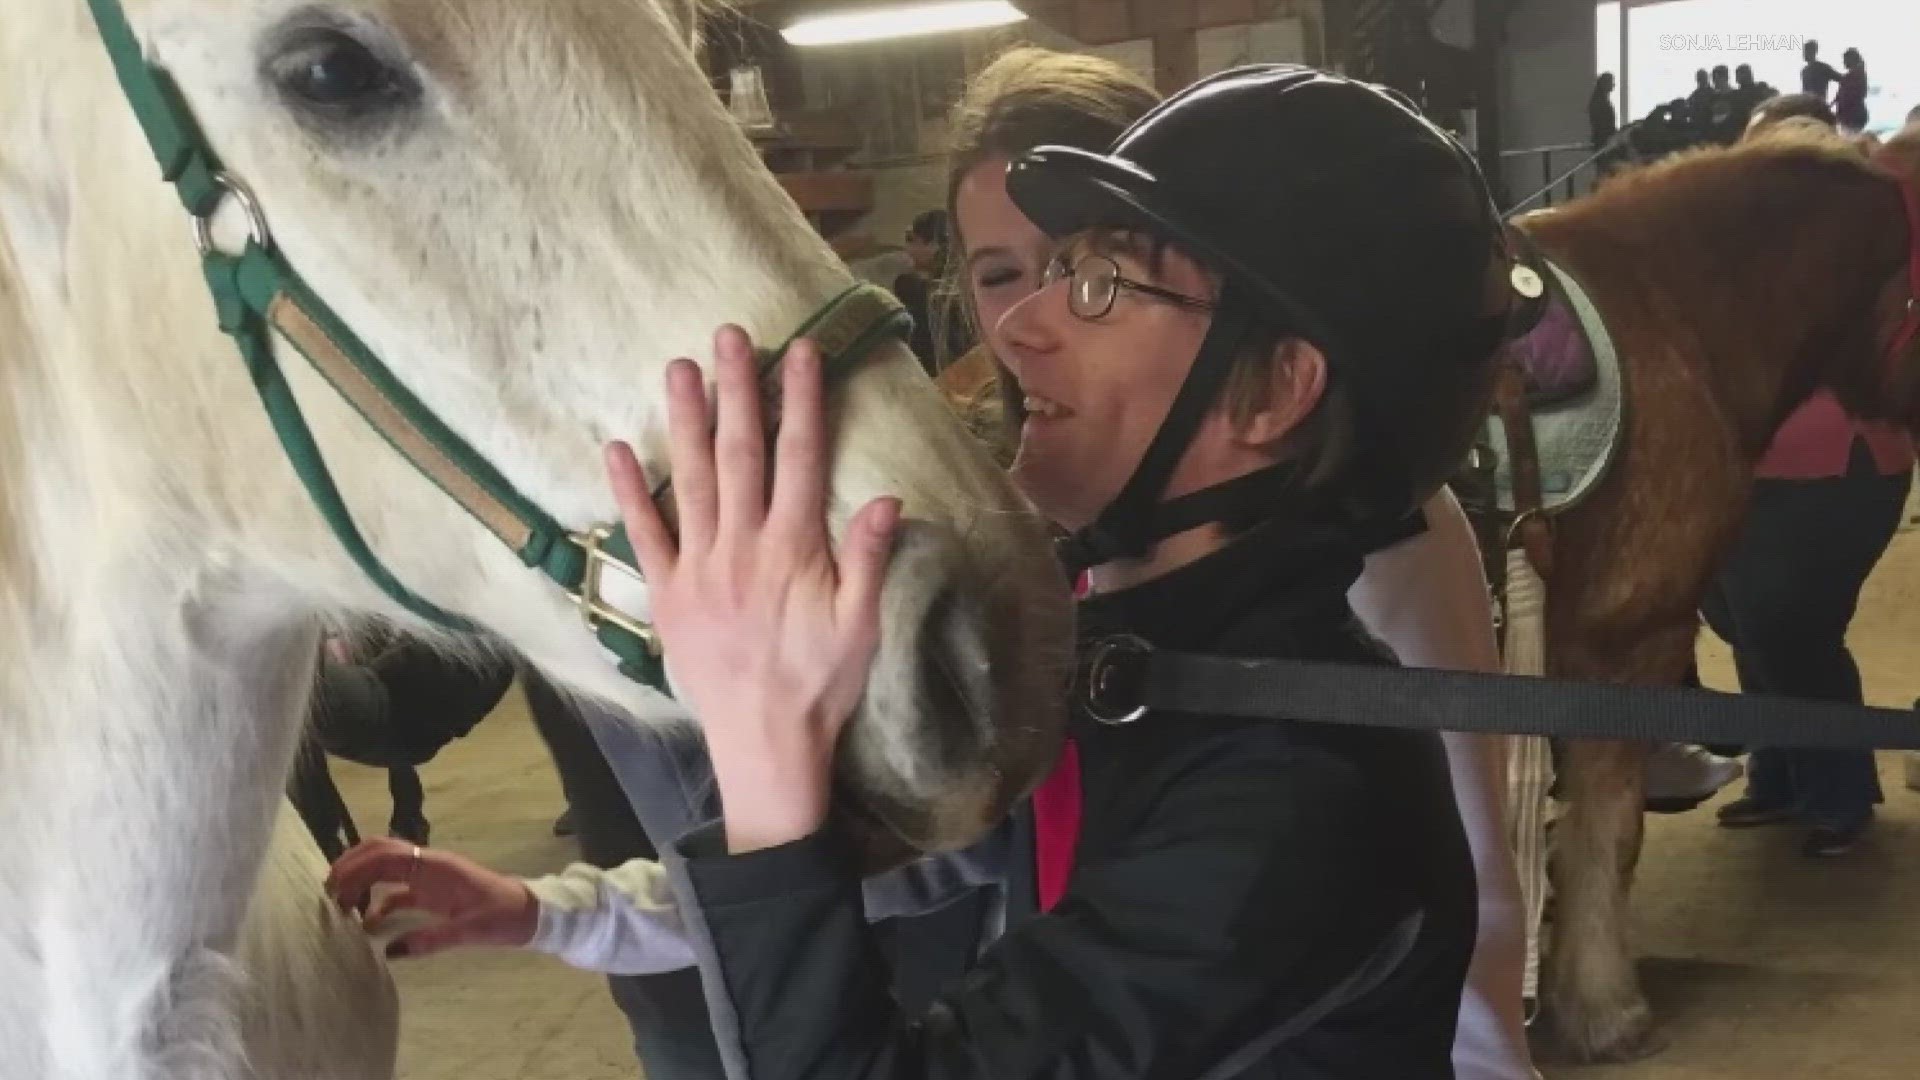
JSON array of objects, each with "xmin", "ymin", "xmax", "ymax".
[{"xmin": 566, "ymin": 525, "xmax": 661, "ymax": 656}]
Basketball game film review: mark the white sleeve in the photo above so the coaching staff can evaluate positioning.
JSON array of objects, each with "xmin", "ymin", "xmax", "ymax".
[
  {"xmin": 1350, "ymin": 486, "xmax": 1501, "ymax": 673},
  {"xmin": 1352, "ymin": 486, "xmax": 1539, "ymax": 1080},
  {"xmin": 523, "ymin": 859, "xmax": 698, "ymax": 976}
]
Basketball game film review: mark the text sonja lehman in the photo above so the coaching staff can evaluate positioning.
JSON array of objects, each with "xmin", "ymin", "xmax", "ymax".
[{"xmin": 1657, "ymin": 33, "xmax": 1804, "ymax": 53}]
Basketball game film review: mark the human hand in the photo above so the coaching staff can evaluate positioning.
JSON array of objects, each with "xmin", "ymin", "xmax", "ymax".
[
  {"xmin": 604, "ymin": 325, "xmax": 900, "ymax": 854},
  {"xmin": 325, "ymin": 837, "xmax": 537, "ymax": 958}
]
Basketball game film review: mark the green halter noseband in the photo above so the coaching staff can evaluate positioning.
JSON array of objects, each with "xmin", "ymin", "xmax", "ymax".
[{"xmin": 83, "ymin": 0, "xmax": 911, "ymax": 692}]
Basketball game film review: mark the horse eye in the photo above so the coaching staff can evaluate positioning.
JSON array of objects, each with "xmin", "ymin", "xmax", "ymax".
[{"xmin": 266, "ymin": 26, "xmax": 415, "ymax": 123}]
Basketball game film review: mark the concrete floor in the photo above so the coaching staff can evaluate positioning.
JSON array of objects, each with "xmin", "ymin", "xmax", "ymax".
[{"xmin": 332, "ymin": 521, "xmax": 1920, "ymax": 1080}]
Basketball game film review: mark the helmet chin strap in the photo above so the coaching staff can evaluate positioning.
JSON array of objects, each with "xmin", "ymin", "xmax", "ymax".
[{"xmin": 1059, "ymin": 282, "xmax": 1303, "ymax": 574}]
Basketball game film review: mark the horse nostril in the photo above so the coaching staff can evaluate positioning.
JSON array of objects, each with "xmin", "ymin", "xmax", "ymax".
[{"xmin": 915, "ymin": 582, "xmax": 994, "ymax": 766}]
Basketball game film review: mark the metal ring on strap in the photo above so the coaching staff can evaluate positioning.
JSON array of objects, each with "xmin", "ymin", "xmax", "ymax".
[
  {"xmin": 191, "ymin": 171, "xmax": 272, "ymax": 257},
  {"xmin": 1083, "ymin": 634, "xmax": 1153, "ymax": 726}
]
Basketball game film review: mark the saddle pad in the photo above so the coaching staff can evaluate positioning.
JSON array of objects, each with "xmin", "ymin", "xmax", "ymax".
[{"xmin": 1484, "ymin": 258, "xmax": 1625, "ymax": 515}]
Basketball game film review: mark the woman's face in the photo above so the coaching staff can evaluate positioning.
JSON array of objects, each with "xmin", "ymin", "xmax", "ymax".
[{"xmin": 955, "ymin": 155, "xmax": 1055, "ymax": 364}]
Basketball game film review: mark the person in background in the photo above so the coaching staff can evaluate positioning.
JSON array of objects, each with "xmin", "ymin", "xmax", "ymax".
[
  {"xmin": 1588, "ymin": 72, "xmax": 1618, "ymax": 149},
  {"xmin": 1705, "ymin": 101, "xmax": 1915, "ymax": 856},
  {"xmin": 1348, "ymin": 493, "xmax": 1538, "ymax": 1080},
  {"xmin": 1835, "ymin": 48, "xmax": 1870, "ymax": 133},
  {"xmin": 1686, "ymin": 68, "xmax": 1717, "ymax": 132},
  {"xmin": 1802, "ymin": 40, "xmax": 1841, "ymax": 101},
  {"xmin": 1726, "ymin": 64, "xmax": 1775, "ymax": 136},
  {"xmin": 1732, "ymin": 64, "xmax": 1773, "ymax": 108},
  {"xmin": 893, "ymin": 209, "xmax": 970, "ymax": 375},
  {"xmin": 1709, "ymin": 65, "xmax": 1734, "ymax": 116},
  {"xmin": 1703, "ymin": 64, "xmax": 1739, "ymax": 141},
  {"xmin": 935, "ymin": 51, "xmax": 1161, "ymax": 471}
]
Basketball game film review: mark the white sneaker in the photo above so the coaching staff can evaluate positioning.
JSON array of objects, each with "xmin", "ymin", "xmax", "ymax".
[{"xmin": 1645, "ymin": 743, "xmax": 1744, "ymax": 809}]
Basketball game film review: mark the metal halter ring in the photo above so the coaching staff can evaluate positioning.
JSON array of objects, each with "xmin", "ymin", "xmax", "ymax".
[
  {"xmin": 1082, "ymin": 634, "xmax": 1153, "ymax": 726},
  {"xmin": 191, "ymin": 171, "xmax": 273, "ymax": 257}
]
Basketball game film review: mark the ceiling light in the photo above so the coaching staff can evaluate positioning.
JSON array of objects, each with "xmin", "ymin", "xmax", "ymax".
[{"xmin": 783, "ymin": 1, "xmax": 1026, "ymax": 47}]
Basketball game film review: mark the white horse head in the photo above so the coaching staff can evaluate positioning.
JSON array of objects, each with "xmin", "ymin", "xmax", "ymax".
[{"xmin": 1, "ymin": 0, "xmax": 1069, "ymax": 1072}]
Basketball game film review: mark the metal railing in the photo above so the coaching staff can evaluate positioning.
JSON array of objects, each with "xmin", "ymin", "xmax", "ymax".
[{"xmin": 1499, "ymin": 133, "xmax": 1629, "ymax": 218}]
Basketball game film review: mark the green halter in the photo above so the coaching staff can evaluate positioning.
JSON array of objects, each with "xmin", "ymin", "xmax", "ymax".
[{"xmin": 83, "ymin": 0, "xmax": 911, "ymax": 691}]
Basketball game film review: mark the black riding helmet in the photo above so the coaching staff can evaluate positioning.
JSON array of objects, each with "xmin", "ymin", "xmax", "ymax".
[{"xmin": 1006, "ymin": 64, "xmax": 1517, "ymax": 571}]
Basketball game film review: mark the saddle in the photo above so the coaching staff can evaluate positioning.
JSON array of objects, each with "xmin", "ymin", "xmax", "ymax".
[{"xmin": 1453, "ymin": 254, "xmax": 1626, "ymax": 598}]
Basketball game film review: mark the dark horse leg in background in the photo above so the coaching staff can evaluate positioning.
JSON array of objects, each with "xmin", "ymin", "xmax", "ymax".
[{"xmin": 287, "ymin": 731, "xmax": 360, "ymax": 864}]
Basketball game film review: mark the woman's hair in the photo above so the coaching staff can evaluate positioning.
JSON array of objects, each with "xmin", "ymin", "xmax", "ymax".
[
  {"xmin": 934, "ymin": 47, "xmax": 1159, "ymax": 457},
  {"xmin": 938, "ymin": 47, "xmax": 1160, "ymax": 356}
]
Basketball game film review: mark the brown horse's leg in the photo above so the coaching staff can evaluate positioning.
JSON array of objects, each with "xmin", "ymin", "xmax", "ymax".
[
  {"xmin": 1545, "ymin": 734, "xmax": 1658, "ymax": 1062},
  {"xmin": 1541, "ymin": 612, "xmax": 1700, "ymax": 1063}
]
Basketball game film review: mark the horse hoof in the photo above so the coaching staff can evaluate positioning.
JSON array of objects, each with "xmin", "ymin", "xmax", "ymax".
[{"xmin": 1540, "ymin": 997, "xmax": 1666, "ymax": 1064}]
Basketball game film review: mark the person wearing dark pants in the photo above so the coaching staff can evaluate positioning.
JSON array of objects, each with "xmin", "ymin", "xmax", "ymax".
[{"xmin": 1710, "ymin": 419, "xmax": 1912, "ymax": 856}]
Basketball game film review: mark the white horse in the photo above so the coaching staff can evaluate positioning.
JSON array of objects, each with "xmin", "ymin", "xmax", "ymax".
[{"xmin": 0, "ymin": 2, "xmax": 1072, "ymax": 1077}]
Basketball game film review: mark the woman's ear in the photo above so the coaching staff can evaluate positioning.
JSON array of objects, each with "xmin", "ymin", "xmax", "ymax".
[{"xmin": 1234, "ymin": 339, "xmax": 1328, "ymax": 450}]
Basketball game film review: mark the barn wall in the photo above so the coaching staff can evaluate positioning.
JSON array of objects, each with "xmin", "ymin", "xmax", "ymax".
[
  {"xmin": 774, "ymin": 0, "xmax": 1608, "ymax": 267},
  {"xmin": 1499, "ymin": 0, "xmax": 1600, "ymax": 204}
]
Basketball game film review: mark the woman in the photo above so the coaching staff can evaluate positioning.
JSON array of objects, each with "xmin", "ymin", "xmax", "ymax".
[
  {"xmin": 334, "ymin": 63, "xmax": 1526, "ymax": 1077},
  {"xmin": 1834, "ymin": 48, "xmax": 1869, "ymax": 133},
  {"xmin": 894, "ymin": 208, "xmax": 969, "ymax": 374},
  {"xmin": 1588, "ymin": 72, "xmax": 1617, "ymax": 149},
  {"xmin": 945, "ymin": 49, "xmax": 1535, "ymax": 1080},
  {"xmin": 1706, "ymin": 102, "xmax": 1914, "ymax": 856}
]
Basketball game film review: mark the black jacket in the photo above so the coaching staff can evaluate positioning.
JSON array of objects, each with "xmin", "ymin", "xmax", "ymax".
[{"xmin": 677, "ymin": 522, "xmax": 1477, "ymax": 1079}]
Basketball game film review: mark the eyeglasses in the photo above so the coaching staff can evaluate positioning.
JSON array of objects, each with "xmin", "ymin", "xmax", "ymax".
[{"xmin": 1042, "ymin": 253, "xmax": 1214, "ymax": 321}]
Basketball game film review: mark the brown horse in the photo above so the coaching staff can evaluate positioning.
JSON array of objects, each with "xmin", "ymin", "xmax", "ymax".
[{"xmin": 1522, "ymin": 120, "xmax": 1920, "ymax": 1061}]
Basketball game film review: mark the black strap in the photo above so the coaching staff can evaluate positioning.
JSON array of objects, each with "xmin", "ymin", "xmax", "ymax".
[
  {"xmin": 1064, "ymin": 285, "xmax": 1261, "ymax": 570},
  {"xmin": 1082, "ymin": 639, "xmax": 1920, "ymax": 748},
  {"xmin": 1143, "ymin": 463, "xmax": 1299, "ymax": 538}
]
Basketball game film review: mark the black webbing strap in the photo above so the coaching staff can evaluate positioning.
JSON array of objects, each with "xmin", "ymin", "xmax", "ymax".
[
  {"xmin": 1081, "ymin": 639, "xmax": 1920, "ymax": 748},
  {"xmin": 1061, "ymin": 284, "xmax": 1260, "ymax": 571}
]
